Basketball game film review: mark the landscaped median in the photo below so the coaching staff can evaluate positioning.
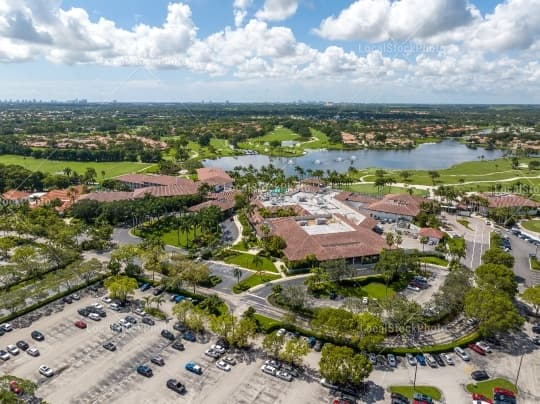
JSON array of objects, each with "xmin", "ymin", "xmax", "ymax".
[
  {"xmin": 389, "ymin": 386, "xmax": 442, "ymax": 402},
  {"xmin": 224, "ymin": 252, "xmax": 279, "ymax": 273},
  {"xmin": 232, "ymin": 273, "xmax": 281, "ymax": 294},
  {"xmin": 530, "ymin": 256, "xmax": 540, "ymax": 271},
  {"xmin": 466, "ymin": 378, "xmax": 518, "ymax": 400}
]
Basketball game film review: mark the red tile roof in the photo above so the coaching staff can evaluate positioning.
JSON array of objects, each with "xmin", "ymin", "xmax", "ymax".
[
  {"xmin": 1, "ymin": 190, "xmax": 31, "ymax": 200},
  {"xmin": 481, "ymin": 193, "xmax": 539, "ymax": 209},
  {"xmin": 196, "ymin": 168, "xmax": 233, "ymax": 186},
  {"xmin": 189, "ymin": 198, "xmax": 235, "ymax": 213},
  {"xmin": 36, "ymin": 186, "xmax": 83, "ymax": 212},
  {"xmin": 366, "ymin": 194, "xmax": 425, "ymax": 217},
  {"xmin": 419, "ymin": 227, "xmax": 445, "ymax": 240},
  {"xmin": 116, "ymin": 173, "xmax": 192, "ymax": 187},
  {"xmin": 132, "ymin": 183, "xmax": 199, "ymax": 198},
  {"xmin": 269, "ymin": 216, "xmax": 387, "ymax": 262},
  {"xmin": 78, "ymin": 192, "xmax": 134, "ymax": 203}
]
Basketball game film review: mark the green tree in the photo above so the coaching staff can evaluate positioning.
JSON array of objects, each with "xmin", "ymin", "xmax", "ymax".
[
  {"xmin": 104, "ymin": 275, "xmax": 138, "ymax": 303},
  {"xmin": 152, "ymin": 295, "xmax": 165, "ymax": 310},
  {"xmin": 428, "ymin": 170, "xmax": 440, "ymax": 185},
  {"xmin": 304, "ymin": 266, "xmax": 330, "ymax": 294},
  {"xmin": 464, "ymin": 288, "xmax": 524, "ymax": 336},
  {"xmin": 233, "ymin": 267, "xmax": 242, "ymax": 284},
  {"xmin": 319, "ymin": 344, "xmax": 372, "ymax": 386},
  {"xmin": 476, "ymin": 263, "xmax": 518, "ymax": 297},
  {"xmin": 522, "ymin": 285, "xmax": 540, "ymax": 314},
  {"xmin": 172, "ymin": 300, "xmax": 194, "ymax": 324},
  {"xmin": 279, "ymin": 338, "xmax": 310, "ymax": 366},
  {"xmin": 139, "ymin": 238, "xmax": 166, "ymax": 282},
  {"xmin": 262, "ymin": 331, "xmax": 285, "ymax": 358},
  {"xmin": 482, "ymin": 248, "xmax": 515, "ymax": 268},
  {"xmin": 231, "ymin": 316, "xmax": 257, "ymax": 348}
]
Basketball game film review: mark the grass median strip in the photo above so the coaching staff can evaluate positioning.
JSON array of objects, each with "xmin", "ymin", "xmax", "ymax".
[
  {"xmin": 224, "ymin": 252, "xmax": 278, "ymax": 273},
  {"xmin": 389, "ymin": 386, "xmax": 442, "ymax": 401},
  {"xmin": 232, "ymin": 273, "xmax": 281, "ymax": 294}
]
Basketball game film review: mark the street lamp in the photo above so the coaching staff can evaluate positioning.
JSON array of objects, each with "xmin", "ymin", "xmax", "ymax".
[
  {"xmin": 413, "ymin": 361, "xmax": 418, "ymax": 394},
  {"xmin": 514, "ymin": 353, "xmax": 524, "ymax": 387}
]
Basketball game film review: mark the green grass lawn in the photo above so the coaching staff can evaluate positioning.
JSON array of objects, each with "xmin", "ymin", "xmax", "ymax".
[
  {"xmin": 522, "ymin": 220, "xmax": 540, "ymax": 233},
  {"xmin": 160, "ymin": 227, "xmax": 200, "ymax": 249},
  {"xmin": 302, "ymin": 128, "xmax": 344, "ymax": 150},
  {"xmin": 0, "ymin": 154, "xmax": 154, "ymax": 178},
  {"xmin": 362, "ymin": 282, "xmax": 395, "ymax": 299},
  {"xmin": 232, "ymin": 273, "xmax": 281, "ymax": 294},
  {"xmin": 530, "ymin": 257, "xmax": 540, "ymax": 271},
  {"xmin": 466, "ymin": 378, "xmax": 518, "ymax": 400},
  {"xmin": 419, "ymin": 256, "xmax": 449, "ymax": 267},
  {"xmin": 225, "ymin": 253, "xmax": 278, "ymax": 273},
  {"xmin": 457, "ymin": 218, "xmax": 473, "ymax": 230},
  {"xmin": 253, "ymin": 313, "xmax": 282, "ymax": 332},
  {"xmin": 389, "ymin": 386, "xmax": 442, "ymax": 401},
  {"xmin": 341, "ymin": 183, "xmax": 428, "ymax": 197},
  {"xmin": 258, "ymin": 127, "xmax": 300, "ymax": 142},
  {"xmin": 232, "ymin": 240, "xmax": 250, "ymax": 251}
]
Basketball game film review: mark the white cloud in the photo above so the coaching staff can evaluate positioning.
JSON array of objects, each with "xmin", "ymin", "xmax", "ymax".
[
  {"xmin": 255, "ymin": 0, "xmax": 299, "ymax": 21},
  {"xmin": 315, "ymin": 0, "xmax": 475, "ymax": 42}
]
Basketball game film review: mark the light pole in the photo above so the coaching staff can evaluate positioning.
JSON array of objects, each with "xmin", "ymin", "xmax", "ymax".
[
  {"xmin": 413, "ymin": 362, "xmax": 418, "ymax": 393},
  {"xmin": 514, "ymin": 353, "xmax": 524, "ymax": 387}
]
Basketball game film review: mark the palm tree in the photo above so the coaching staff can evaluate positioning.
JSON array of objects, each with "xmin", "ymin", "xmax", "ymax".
[
  {"xmin": 252, "ymin": 254, "xmax": 264, "ymax": 279},
  {"xmin": 233, "ymin": 267, "xmax": 242, "ymax": 284},
  {"xmin": 152, "ymin": 295, "xmax": 165, "ymax": 311},
  {"xmin": 420, "ymin": 236, "xmax": 429, "ymax": 253},
  {"xmin": 141, "ymin": 296, "xmax": 153, "ymax": 309}
]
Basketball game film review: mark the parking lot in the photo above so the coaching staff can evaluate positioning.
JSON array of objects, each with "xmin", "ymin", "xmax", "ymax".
[{"xmin": 0, "ymin": 289, "xmax": 332, "ymax": 404}]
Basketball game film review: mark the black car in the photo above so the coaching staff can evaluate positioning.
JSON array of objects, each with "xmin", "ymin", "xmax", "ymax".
[
  {"xmin": 313, "ymin": 340, "xmax": 323, "ymax": 352},
  {"xmin": 102, "ymin": 342, "xmax": 116, "ymax": 351},
  {"xmin": 173, "ymin": 322, "xmax": 187, "ymax": 332},
  {"xmin": 329, "ymin": 292, "xmax": 337, "ymax": 300},
  {"xmin": 172, "ymin": 341, "xmax": 185, "ymax": 351},
  {"xmin": 166, "ymin": 379, "xmax": 186, "ymax": 394},
  {"xmin": 78, "ymin": 308, "xmax": 90, "ymax": 317},
  {"xmin": 62, "ymin": 296, "xmax": 73, "ymax": 304},
  {"xmin": 95, "ymin": 309, "xmax": 107, "ymax": 318},
  {"xmin": 532, "ymin": 323, "xmax": 540, "ymax": 334},
  {"xmin": 16, "ymin": 340, "xmax": 29, "ymax": 351},
  {"xmin": 216, "ymin": 337, "xmax": 230, "ymax": 350},
  {"xmin": 153, "ymin": 288, "xmax": 164, "ymax": 296},
  {"xmin": 471, "ymin": 370, "xmax": 490, "ymax": 381},
  {"xmin": 161, "ymin": 329, "xmax": 175, "ymax": 341},
  {"xmin": 0, "ymin": 328, "xmax": 4, "ymax": 336},
  {"xmin": 391, "ymin": 392, "xmax": 410, "ymax": 404},
  {"xmin": 432, "ymin": 353, "xmax": 445, "ymax": 367},
  {"xmin": 125, "ymin": 316, "xmax": 137, "ymax": 324},
  {"xmin": 141, "ymin": 317, "xmax": 155, "ymax": 326},
  {"xmin": 31, "ymin": 330, "xmax": 44, "ymax": 341}
]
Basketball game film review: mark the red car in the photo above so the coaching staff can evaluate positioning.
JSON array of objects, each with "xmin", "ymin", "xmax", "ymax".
[
  {"xmin": 9, "ymin": 380, "xmax": 22, "ymax": 395},
  {"xmin": 468, "ymin": 343, "xmax": 486, "ymax": 355},
  {"xmin": 74, "ymin": 320, "xmax": 87, "ymax": 329},
  {"xmin": 493, "ymin": 387, "xmax": 515, "ymax": 397},
  {"xmin": 472, "ymin": 393, "xmax": 492, "ymax": 403}
]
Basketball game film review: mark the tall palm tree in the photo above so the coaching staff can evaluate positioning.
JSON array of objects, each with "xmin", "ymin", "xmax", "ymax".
[
  {"xmin": 142, "ymin": 296, "xmax": 153, "ymax": 309},
  {"xmin": 233, "ymin": 267, "xmax": 242, "ymax": 284},
  {"xmin": 152, "ymin": 295, "xmax": 165, "ymax": 311}
]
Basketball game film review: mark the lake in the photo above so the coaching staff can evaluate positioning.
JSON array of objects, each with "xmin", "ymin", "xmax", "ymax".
[{"xmin": 203, "ymin": 140, "xmax": 503, "ymax": 174}]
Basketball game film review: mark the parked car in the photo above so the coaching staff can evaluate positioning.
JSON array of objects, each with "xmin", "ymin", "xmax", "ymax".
[
  {"xmin": 223, "ymin": 356, "xmax": 236, "ymax": 366},
  {"xmin": 413, "ymin": 392, "xmax": 433, "ymax": 403},
  {"xmin": 454, "ymin": 346, "xmax": 470, "ymax": 361},
  {"xmin": 172, "ymin": 341, "xmax": 185, "ymax": 351},
  {"xmin": 27, "ymin": 347, "xmax": 40, "ymax": 357},
  {"xmin": 415, "ymin": 353, "xmax": 426, "ymax": 366},
  {"xmin": 74, "ymin": 320, "xmax": 87, "ymax": 329},
  {"xmin": 110, "ymin": 323, "xmax": 122, "ymax": 333},
  {"xmin": 141, "ymin": 316, "xmax": 155, "ymax": 326},
  {"xmin": 471, "ymin": 370, "xmax": 490, "ymax": 381},
  {"xmin": 494, "ymin": 387, "xmax": 515, "ymax": 398},
  {"xmin": 0, "ymin": 349, "xmax": 10, "ymax": 360},
  {"xmin": 109, "ymin": 303, "xmax": 120, "ymax": 311},
  {"xmin": 533, "ymin": 336, "xmax": 540, "ymax": 346},
  {"xmin": 407, "ymin": 284, "xmax": 421, "ymax": 292},
  {"xmin": 88, "ymin": 313, "xmax": 101, "ymax": 321},
  {"xmin": 313, "ymin": 340, "xmax": 323, "ymax": 352},
  {"xmin": 6, "ymin": 344, "xmax": 19, "ymax": 355},
  {"xmin": 265, "ymin": 359, "xmax": 281, "ymax": 369},
  {"xmin": 139, "ymin": 283, "xmax": 151, "ymax": 291},
  {"xmin": 216, "ymin": 360, "xmax": 231, "ymax": 371},
  {"xmin": 71, "ymin": 293, "xmax": 80, "ymax": 300},
  {"xmin": 133, "ymin": 308, "xmax": 145, "ymax": 316},
  {"xmin": 442, "ymin": 353, "xmax": 454, "ymax": 365},
  {"xmin": 151, "ymin": 355, "xmax": 165, "ymax": 366},
  {"xmin": 261, "ymin": 364, "xmax": 277, "ymax": 375},
  {"xmin": 183, "ymin": 331, "xmax": 196, "ymax": 342},
  {"xmin": 432, "ymin": 353, "xmax": 445, "ymax": 367},
  {"xmin": 39, "ymin": 365, "xmax": 54, "ymax": 377},
  {"xmin": 468, "ymin": 343, "xmax": 486, "ymax": 355},
  {"xmin": 531, "ymin": 323, "xmax": 540, "ymax": 334},
  {"xmin": 101, "ymin": 296, "xmax": 112, "ymax": 304},
  {"xmin": 211, "ymin": 344, "xmax": 226, "ymax": 355},
  {"xmin": 281, "ymin": 364, "xmax": 299, "ymax": 377},
  {"xmin": 153, "ymin": 287, "xmax": 164, "ymax": 296},
  {"xmin": 92, "ymin": 302, "xmax": 103, "ymax": 310},
  {"xmin": 31, "ymin": 331, "xmax": 44, "ymax": 341},
  {"xmin": 78, "ymin": 308, "xmax": 90, "ymax": 317},
  {"xmin": 276, "ymin": 370, "xmax": 293, "ymax": 381},
  {"xmin": 205, "ymin": 349, "xmax": 220, "ymax": 359},
  {"xmin": 161, "ymin": 329, "xmax": 175, "ymax": 341},
  {"xmin": 102, "ymin": 342, "xmax": 116, "ymax": 351},
  {"xmin": 406, "ymin": 353, "xmax": 417, "ymax": 366},
  {"xmin": 185, "ymin": 361, "xmax": 202, "ymax": 375},
  {"xmin": 166, "ymin": 379, "xmax": 186, "ymax": 394},
  {"xmin": 119, "ymin": 318, "xmax": 132, "ymax": 328},
  {"xmin": 173, "ymin": 322, "xmax": 187, "ymax": 332},
  {"xmin": 16, "ymin": 340, "xmax": 29, "ymax": 351},
  {"xmin": 387, "ymin": 353, "xmax": 397, "ymax": 367},
  {"xmin": 62, "ymin": 296, "xmax": 73, "ymax": 304},
  {"xmin": 425, "ymin": 353, "xmax": 437, "ymax": 368},
  {"xmin": 174, "ymin": 295, "xmax": 186, "ymax": 303},
  {"xmin": 9, "ymin": 380, "xmax": 22, "ymax": 395},
  {"xmin": 368, "ymin": 353, "xmax": 377, "ymax": 365},
  {"xmin": 125, "ymin": 315, "xmax": 137, "ymax": 324},
  {"xmin": 136, "ymin": 364, "xmax": 153, "ymax": 377},
  {"xmin": 391, "ymin": 392, "xmax": 410, "ymax": 404},
  {"xmin": 475, "ymin": 341, "xmax": 491, "ymax": 353}
]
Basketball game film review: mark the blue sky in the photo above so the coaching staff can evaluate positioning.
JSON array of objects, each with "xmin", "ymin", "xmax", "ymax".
[{"xmin": 0, "ymin": 0, "xmax": 538, "ymax": 103}]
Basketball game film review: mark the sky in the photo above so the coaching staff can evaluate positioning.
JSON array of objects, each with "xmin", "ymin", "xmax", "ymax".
[{"xmin": 0, "ymin": 0, "xmax": 539, "ymax": 103}]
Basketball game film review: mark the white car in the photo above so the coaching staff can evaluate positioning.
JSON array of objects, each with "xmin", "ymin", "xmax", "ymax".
[
  {"xmin": 454, "ymin": 346, "xmax": 470, "ymax": 361},
  {"xmin": 0, "ymin": 350, "xmax": 10, "ymax": 360},
  {"xmin": 425, "ymin": 353, "xmax": 437, "ymax": 367},
  {"xmin": 119, "ymin": 318, "xmax": 132, "ymax": 328},
  {"xmin": 27, "ymin": 348, "xmax": 40, "ymax": 357},
  {"xmin": 1, "ymin": 323, "xmax": 13, "ymax": 332},
  {"xmin": 223, "ymin": 356, "xmax": 236, "ymax": 366},
  {"xmin": 276, "ymin": 328, "xmax": 286, "ymax": 337},
  {"xmin": 476, "ymin": 341, "xmax": 492, "ymax": 353},
  {"xmin": 211, "ymin": 344, "xmax": 226, "ymax": 354},
  {"xmin": 39, "ymin": 365, "xmax": 54, "ymax": 377},
  {"xmin": 406, "ymin": 353, "xmax": 417, "ymax": 366},
  {"xmin": 92, "ymin": 302, "xmax": 103, "ymax": 310},
  {"xmin": 362, "ymin": 297, "xmax": 369, "ymax": 304},
  {"xmin": 216, "ymin": 360, "xmax": 231, "ymax": 371},
  {"xmin": 387, "ymin": 353, "xmax": 397, "ymax": 367},
  {"xmin": 109, "ymin": 303, "xmax": 120, "ymax": 311},
  {"xmin": 6, "ymin": 344, "xmax": 19, "ymax": 355},
  {"xmin": 442, "ymin": 353, "xmax": 454, "ymax": 365},
  {"xmin": 101, "ymin": 296, "xmax": 112, "ymax": 304},
  {"xmin": 407, "ymin": 284, "xmax": 420, "ymax": 292},
  {"xmin": 205, "ymin": 349, "xmax": 220, "ymax": 359},
  {"xmin": 276, "ymin": 370, "xmax": 293, "ymax": 381},
  {"xmin": 133, "ymin": 308, "xmax": 145, "ymax": 316},
  {"xmin": 88, "ymin": 313, "xmax": 101, "ymax": 321},
  {"xmin": 261, "ymin": 364, "xmax": 276, "ymax": 375}
]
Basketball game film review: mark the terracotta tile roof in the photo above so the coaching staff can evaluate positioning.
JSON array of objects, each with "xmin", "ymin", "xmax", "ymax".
[
  {"xmin": 188, "ymin": 198, "xmax": 235, "ymax": 213},
  {"xmin": 419, "ymin": 227, "xmax": 445, "ymax": 239},
  {"xmin": 36, "ymin": 186, "xmax": 83, "ymax": 212},
  {"xmin": 132, "ymin": 183, "xmax": 199, "ymax": 198},
  {"xmin": 480, "ymin": 193, "xmax": 539, "ymax": 209},
  {"xmin": 196, "ymin": 168, "xmax": 233, "ymax": 186},
  {"xmin": 78, "ymin": 192, "xmax": 134, "ymax": 203},
  {"xmin": 269, "ymin": 216, "xmax": 387, "ymax": 262},
  {"xmin": 116, "ymin": 173, "xmax": 192, "ymax": 187},
  {"xmin": 366, "ymin": 194, "xmax": 425, "ymax": 217},
  {"xmin": 1, "ymin": 189, "xmax": 31, "ymax": 200}
]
